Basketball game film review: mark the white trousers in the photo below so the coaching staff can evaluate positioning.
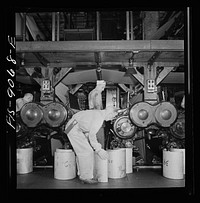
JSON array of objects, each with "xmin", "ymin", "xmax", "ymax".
[{"xmin": 66, "ymin": 123, "xmax": 94, "ymax": 180}]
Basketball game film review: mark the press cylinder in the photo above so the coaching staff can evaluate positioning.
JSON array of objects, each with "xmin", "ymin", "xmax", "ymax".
[
  {"xmin": 17, "ymin": 147, "xmax": 33, "ymax": 174},
  {"xmin": 54, "ymin": 149, "xmax": 76, "ymax": 180},
  {"xmin": 162, "ymin": 149, "xmax": 184, "ymax": 179},
  {"xmin": 155, "ymin": 102, "xmax": 177, "ymax": 127},
  {"xmin": 43, "ymin": 102, "xmax": 68, "ymax": 128},
  {"xmin": 20, "ymin": 102, "xmax": 43, "ymax": 127},
  {"xmin": 107, "ymin": 148, "xmax": 126, "ymax": 179},
  {"xmin": 129, "ymin": 102, "xmax": 154, "ymax": 127},
  {"xmin": 93, "ymin": 152, "xmax": 108, "ymax": 182}
]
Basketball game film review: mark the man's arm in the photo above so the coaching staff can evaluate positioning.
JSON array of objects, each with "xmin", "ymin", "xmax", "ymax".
[
  {"xmin": 89, "ymin": 90, "xmax": 102, "ymax": 110},
  {"xmin": 92, "ymin": 92, "xmax": 102, "ymax": 109}
]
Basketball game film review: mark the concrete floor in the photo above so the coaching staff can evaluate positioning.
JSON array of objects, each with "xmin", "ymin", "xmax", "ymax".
[{"xmin": 17, "ymin": 167, "xmax": 185, "ymax": 189}]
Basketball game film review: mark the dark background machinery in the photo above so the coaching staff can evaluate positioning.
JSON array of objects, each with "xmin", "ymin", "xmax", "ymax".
[{"xmin": 16, "ymin": 80, "xmax": 185, "ymax": 166}]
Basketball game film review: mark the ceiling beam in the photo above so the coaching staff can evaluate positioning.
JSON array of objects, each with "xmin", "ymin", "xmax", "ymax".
[
  {"xmin": 16, "ymin": 40, "xmax": 184, "ymax": 53},
  {"xmin": 148, "ymin": 51, "xmax": 161, "ymax": 65},
  {"xmin": 16, "ymin": 72, "xmax": 184, "ymax": 85},
  {"xmin": 33, "ymin": 52, "xmax": 50, "ymax": 66},
  {"xmin": 19, "ymin": 61, "xmax": 182, "ymax": 69}
]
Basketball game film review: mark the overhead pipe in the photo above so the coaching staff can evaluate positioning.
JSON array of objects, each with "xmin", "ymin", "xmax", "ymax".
[
  {"xmin": 126, "ymin": 11, "xmax": 134, "ymax": 40},
  {"xmin": 96, "ymin": 66, "xmax": 102, "ymax": 80},
  {"xmin": 187, "ymin": 7, "xmax": 191, "ymax": 95},
  {"xmin": 95, "ymin": 52, "xmax": 102, "ymax": 79},
  {"xmin": 56, "ymin": 12, "xmax": 60, "ymax": 41},
  {"xmin": 126, "ymin": 11, "xmax": 130, "ymax": 40},
  {"xmin": 96, "ymin": 11, "xmax": 100, "ymax": 40},
  {"xmin": 52, "ymin": 12, "xmax": 56, "ymax": 41},
  {"xmin": 130, "ymin": 11, "xmax": 134, "ymax": 40}
]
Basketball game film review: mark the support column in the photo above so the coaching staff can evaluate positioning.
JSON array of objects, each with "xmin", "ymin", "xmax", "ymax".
[
  {"xmin": 130, "ymin": 11, "xmax": 134, "ymax": 40},
  {"xmin": 96, "ymin": 11, "xmax": 100, "ymax": 40},
  {"xmin": 126, "ymin": 11, "xmax": 130, "ymax": 40},
  {"xmin": 52, "ymin": 12, "xmax": 56, "ymax": 41},
  {"xmin": 56, "ymin": 12, "xmax": 60, "ymax": 41}
]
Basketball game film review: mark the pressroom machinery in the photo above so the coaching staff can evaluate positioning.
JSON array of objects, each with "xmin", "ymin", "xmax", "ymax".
[{"xmin": 15, "ymin": 10, "xmax": 185, "ymax": 167}]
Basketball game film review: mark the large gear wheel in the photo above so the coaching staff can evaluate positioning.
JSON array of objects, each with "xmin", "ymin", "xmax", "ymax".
[{"xmin": 113, "ymin": 115, "xmax": 137, "ymax": 139}]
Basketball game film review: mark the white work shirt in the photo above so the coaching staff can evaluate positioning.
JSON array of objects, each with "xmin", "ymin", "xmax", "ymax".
[{"xmin": 71, "ymin": 109, "xmax": 105, "ymax": 152}]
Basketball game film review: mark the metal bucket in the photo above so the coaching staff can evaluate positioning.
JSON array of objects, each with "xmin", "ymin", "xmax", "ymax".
[
  {"xmin": 107, "ymin": 148, "xmax": 126, "ymax": 179},
  {"xmin": 163, "ymin": 149, "xmax": 184, "ymax": 179},
  {"xmin": 93, "ymin": 152, "xmax": 108, "ymax": 182},
  {"xmin": 17, "ymin": 148, "xmax": 33, "ymax": 174},
  {"xmin": 54, "ymin": 149, "xmax": 76, "ymax": 180}
]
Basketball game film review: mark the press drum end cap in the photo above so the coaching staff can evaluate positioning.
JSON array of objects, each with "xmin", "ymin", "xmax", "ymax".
[
  {"xmin": 160, "ymin": 109, "xmax": 172, "ymax": 120},
  {"xmin": 138, "ymin": 109, "xmax": 148, "ymax": 120}
]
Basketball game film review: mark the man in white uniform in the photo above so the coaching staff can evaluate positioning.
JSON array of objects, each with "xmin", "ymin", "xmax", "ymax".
[{"xmin": 64, "ymin": 106, "xmax": 118, "ymax": 184}]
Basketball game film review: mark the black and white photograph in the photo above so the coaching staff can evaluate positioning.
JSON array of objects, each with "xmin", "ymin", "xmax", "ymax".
[{"xmin": 3, "ymin": 5, "xmax": 195, "ymax": 198}]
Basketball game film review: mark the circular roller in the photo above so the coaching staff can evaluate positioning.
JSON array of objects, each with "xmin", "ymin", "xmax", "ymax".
[
  {"xmin": 113, "ymin": 115, "xmax": 137, "ymax": 139},
  {"xmin": 20, "ymin": 102, "xmax": 43, "ymax": 127},
  {"xmin": 155, "ymin": 101, "xmax": 177, "ymax": 127},
  {"xmin": 129, "ymin": 102, "xmax": 154, "ymax": 127},
  {"xmin": 170, "ymin": 117, "xmax": 185, "ymax": 139},
  {"xmin": 16, "ymin": 121, "xmax": 28, "ymax": 139},
  {"xmin": 16, "ymin": 122, "xmax": 22, "ymax": 133},
  {"xmin": 43, "ymin": 102, "xmax": 68, "ymax": 128}
]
